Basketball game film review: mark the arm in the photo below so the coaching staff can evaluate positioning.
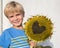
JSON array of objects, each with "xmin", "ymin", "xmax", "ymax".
[
  {"xmin": 0, "ymin": 46, "xmax": 3, "ymax": 48},
  {"xmin": 0, "ymin": 33, "xmax": 4, "ymax": 48}
]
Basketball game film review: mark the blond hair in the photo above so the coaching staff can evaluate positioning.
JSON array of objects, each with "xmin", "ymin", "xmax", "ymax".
[{"xmin": 4, "ymin": 1, "xmax": 25, "ymax": 17}]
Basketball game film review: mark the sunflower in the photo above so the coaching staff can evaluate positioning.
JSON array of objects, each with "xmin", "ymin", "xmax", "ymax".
[{"xmin": 24, "ymin": 15, "xmax": 53, "ymax": 42}]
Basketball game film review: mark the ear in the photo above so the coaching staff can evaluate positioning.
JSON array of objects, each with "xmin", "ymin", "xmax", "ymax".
[
  {"xmin": 23, "ymin": 14, "xmax": 25, "ymax": 17},
  {"xmin": 23, "ymin": 11, "xmax": 25, "ymax": 17}
]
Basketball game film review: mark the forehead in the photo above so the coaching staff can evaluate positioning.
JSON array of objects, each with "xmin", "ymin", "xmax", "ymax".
[{"xmin": 7, "ymin": 12, "xmax": 20, "ymax": 16}]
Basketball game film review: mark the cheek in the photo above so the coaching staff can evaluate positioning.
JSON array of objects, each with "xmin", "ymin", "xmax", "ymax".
[
  {"xmin": 9, "ymin": 18, "xmax": 13, "ymax": 23},
  {"xmin": 19, "ymin": 16, "xmax": 23, "ymax": 20}
]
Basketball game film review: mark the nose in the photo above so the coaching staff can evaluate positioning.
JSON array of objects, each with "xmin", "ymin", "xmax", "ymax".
[{"xmin": 14, "ymin": 16, "xmax": 18, "ymax": 21}]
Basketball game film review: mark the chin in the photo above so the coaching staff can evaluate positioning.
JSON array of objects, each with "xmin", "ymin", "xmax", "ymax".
[{"xmin": 14, "ymin": 24, "xmax": 22, "ymax": 27}]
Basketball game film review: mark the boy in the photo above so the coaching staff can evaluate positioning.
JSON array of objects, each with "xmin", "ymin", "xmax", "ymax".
[{"xmin": 0, "ymin": 1, "xmax": 36, "ymax": 48}]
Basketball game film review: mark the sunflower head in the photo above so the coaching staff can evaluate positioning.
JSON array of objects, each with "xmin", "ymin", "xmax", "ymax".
[{"xmin": 24, "ymin": 15, "xmax": 53, "ymax": 42}]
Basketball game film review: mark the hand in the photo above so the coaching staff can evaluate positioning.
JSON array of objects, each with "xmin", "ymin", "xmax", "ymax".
[{"xmin": 29, "ymin": 40, "xmax": 37, "ymax": 48}]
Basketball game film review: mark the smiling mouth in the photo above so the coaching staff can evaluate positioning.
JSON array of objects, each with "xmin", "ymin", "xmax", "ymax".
[{"xmin": 13, "ymin": 21, "xmax": 20, "ymax": 23}]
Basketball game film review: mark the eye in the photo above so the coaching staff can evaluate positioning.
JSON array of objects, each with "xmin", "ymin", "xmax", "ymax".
[
  {"xmin": 16, "ymin": 14, "xmax": 20, "ymax": 16},
  {"xmin": 9, "ymin": 16, "xmax": 13, "ymax": 18}
]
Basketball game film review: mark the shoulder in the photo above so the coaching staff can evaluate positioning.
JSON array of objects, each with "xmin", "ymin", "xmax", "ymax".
[
  {"xmin": 1, "ymin": 27, "xmax": 12, "ymax": 36},
  {"xmin": 0, "ymin": 27, "xmax": 13, "ymax": 39},
  {"xmin": 3, "ymin": 27, "xmax": 13, "ymax": 33}
]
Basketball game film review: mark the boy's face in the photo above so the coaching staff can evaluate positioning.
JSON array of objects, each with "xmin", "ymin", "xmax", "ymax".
[{"xmin": 7, "ymin": 12, "xmax": 24, "ymax": 27}]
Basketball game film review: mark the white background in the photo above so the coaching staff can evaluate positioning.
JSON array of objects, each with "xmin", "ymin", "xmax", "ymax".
[
  {"xmin": 0, "ymin": 0, "xmax": 60, "ymax": 48},
  {"xmin": 0, "ymin": 0, "xmax": 1, "ymax": 35}
]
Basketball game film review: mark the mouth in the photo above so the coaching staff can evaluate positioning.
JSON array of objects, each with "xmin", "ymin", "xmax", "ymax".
[{"xmin": 13, "ymin": 20, "xmax": 20, "ymax": 23}]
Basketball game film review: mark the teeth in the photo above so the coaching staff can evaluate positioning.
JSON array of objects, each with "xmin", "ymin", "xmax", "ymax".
[{"xmin": 14, "ymin": 21, "xmax": 19, "ymax": 23}]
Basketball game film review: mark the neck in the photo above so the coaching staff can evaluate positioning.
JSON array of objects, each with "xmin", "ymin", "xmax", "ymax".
[{"xmin": 13, "ymin": 25, "xmax": 23, "ymax": 30}]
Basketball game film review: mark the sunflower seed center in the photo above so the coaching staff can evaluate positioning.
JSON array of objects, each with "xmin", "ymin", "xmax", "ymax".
[{"xmin": 32, "ymin": 21, "xmax": 46, "ymax": 34}]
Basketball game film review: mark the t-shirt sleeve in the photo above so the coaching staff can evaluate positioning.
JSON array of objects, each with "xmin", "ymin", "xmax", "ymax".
[
  {"xmin": 0, "ymin": 30, "xmax": 11, "ymax": 48},
  {"xmin": 0, "ymin": 32, "xmax": 5, "ymax": 47}
]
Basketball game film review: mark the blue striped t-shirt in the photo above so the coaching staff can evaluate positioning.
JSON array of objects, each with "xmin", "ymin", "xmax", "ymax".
[{"xmin": 0, "ymin": 27, "xmax": 30, "ymax": 48}]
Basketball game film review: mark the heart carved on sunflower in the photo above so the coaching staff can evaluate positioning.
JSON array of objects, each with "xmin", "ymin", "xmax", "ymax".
[{"xmin": 32, "ymin": 21, "xmax": 46, "ymax": 34}]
